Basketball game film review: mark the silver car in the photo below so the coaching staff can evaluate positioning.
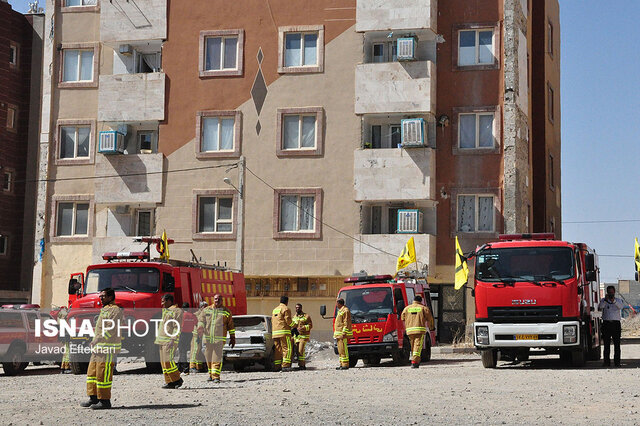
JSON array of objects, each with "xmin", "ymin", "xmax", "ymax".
[{"xmin": 223, "ymin": 315, "xmax": 275, "ymax": 371}]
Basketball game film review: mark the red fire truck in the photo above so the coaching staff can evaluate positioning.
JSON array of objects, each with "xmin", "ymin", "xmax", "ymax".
[
  {"xmin": 472, "ymin": 233, "xmax": 602, "ymax": 368},
  {"xmin": 65, "ymin": 238, "xmax": 247, "ymax": 373},
  {"xmin": 321, "ymin": 272, "xmax": 436, "ymax": 367}
]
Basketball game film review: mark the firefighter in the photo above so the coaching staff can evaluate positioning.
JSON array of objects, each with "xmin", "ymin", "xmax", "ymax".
[
  {"xmin": 189, "ymin": 301, "xmax": 208, "ymax": 373},
  {"xmin": 292, "ymin": 303, "xmax": 313, "ymax": 370},
  {"xmin": 155, "ymin": 294, "xmax": 184, "ymax": 389},
  {"xmin": 80, "ymin": 288, "xmax": 123, "ymax": 410},
  {"xmin": 401, "ymin": 295, "xmax": 435, "ymax": 368},
  {"xmin": 334, "ymin": 298, "xmax": 353, "ymax": 370},
  {"xmin": 272, "ymin": 295, "xmax": 295, "ymax": 372},
  {"xmin": 197, "ymin": 294, "xmax": 235, "ymax": 383},
  {"xmin": 56, "ymin": 306, "xmax": 71, "ymax": 374}
]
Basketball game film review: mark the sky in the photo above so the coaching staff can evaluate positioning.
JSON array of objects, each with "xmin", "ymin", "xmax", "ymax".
[{"xmin": 6, "ymin": 0, "xmax": 639, "ymax": 283}]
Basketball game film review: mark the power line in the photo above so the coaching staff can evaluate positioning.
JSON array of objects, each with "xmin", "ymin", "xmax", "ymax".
[{"xmin": 563, "ymin": 219, "xmax": 640, "ymax": 224}]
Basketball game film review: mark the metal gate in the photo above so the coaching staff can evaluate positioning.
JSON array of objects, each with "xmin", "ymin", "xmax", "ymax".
[{"xmin": 436, "ymin": 284, "xmax": 466, "ymax": 343}]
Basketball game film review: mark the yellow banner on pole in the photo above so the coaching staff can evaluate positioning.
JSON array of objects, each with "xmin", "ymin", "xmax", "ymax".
[
  {"xmin": 454, "ymin": 236, "xmax": 469, "ymax": 290},
  {"xmin": 396, "ymin": 237, "xmax": 416, "ymax": 273}
]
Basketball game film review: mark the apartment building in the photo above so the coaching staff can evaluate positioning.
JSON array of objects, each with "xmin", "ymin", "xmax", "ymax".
[
  {"xmin": 0, "ymin": 0, "xmax": 43, "ymax": 303},
  {"xmin": 32, "ymin": 0, "xmax": 560, "ymax": 341}
]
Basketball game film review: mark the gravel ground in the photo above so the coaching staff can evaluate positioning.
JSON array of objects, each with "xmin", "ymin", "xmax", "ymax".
[{"xmin": 3, "ymin": 342, "xmax": 640, "ymax": 425}]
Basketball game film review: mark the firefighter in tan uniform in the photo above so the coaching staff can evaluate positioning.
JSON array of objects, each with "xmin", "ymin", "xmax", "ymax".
[
  {"xmin": 197, "ymin": 294, "xmax": 235, "ymax": 383},
  {"xmin": 334, "ymin": 298, "xmax": 353, "ymax": 370},
  {"xmin": 80, "ymin": 288, "xmax": 123, "ymax": 410},
  {"xmin": 401, "ymin": 295, "xmax": 435, "ymax": 368},
  {"xmin": 155, "ymin": 294, "xmax": 184, "ymax": 388},
  {"xmin": 189, "ymin": 301, "xmax": 208, "ymax": 373},
  {"xmin": 272, "ymin": 296, "xmax": 295, "ymax": 371},
  {"xmin": 292, "ymin": 303, "xmax": 313, "ymax": 370}
]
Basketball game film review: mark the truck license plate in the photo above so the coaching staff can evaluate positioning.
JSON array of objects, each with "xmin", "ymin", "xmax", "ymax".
[{"xmin": 515, "ymin": 334, "xmax": 538, "ymax": 340}]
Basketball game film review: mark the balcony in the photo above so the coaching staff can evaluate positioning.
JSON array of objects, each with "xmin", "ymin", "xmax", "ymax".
[
  {"xmin": 355, "ymin": 61, "xmax": 435, "ymax": 115},
  {"xmin": 353, "ymin": 233, "xmax": 435, "ymax": 275},
  {"xmin": 98, "ymin": 73, "xmax": 165, "ymax": 122},
  {"xmin": 100, "ymin": 0, "xmax": 167, "ymax": 43},
  {"xmin": 356, "ymin": 0, "xmax": 436, "ymax": 33},
  {"xmin": 354, "ymin": 147, "xmax": 435, "ymax": 202},
  {"xmin": 94, "ymin": 153, "xmax": 164, "ymax": 204}
]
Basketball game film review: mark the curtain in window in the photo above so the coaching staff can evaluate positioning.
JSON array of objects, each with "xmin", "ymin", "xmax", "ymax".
[
  {"xmin": 285, "ymin": 33, "xmax": 301, "ymax": 67},
  {"xmin": 478, "ymin": 196, "xmax": 494, "ymax": 231},
  {"xmin": 75, "ymin": 204, "xmax": 89, "ymax": 235},
  {"xmin": 478, "ymin": 31, "xmax": 494, "ymax": 64},
  {"xmin": 220, "ymin": 118, "xmax": 234, "ymax": 150},
  {"xmin": 199, "ymin": 197, "xmax": 215, "ymax": 232},
  {"xmin": 60, "ymin": 127, "xmax": 76, "ymax": 158},
  {"xmin": 216, "ymin": 198, "xmax": 233, "ymax": 232},
  {"xmin": 63, "ymin": 50, "xmax": 79, "ymax": 81},
  {"xmin": 459, "ymin": 115, "xmax": 476, "ymax": 148},
  {"xmin": 390, "ymin": 126, "xmax": 401, "ymax": 148},
  {"xmin": 138, "ymin": 211, "xmax": 151, "ymax": 236},
  {"xmin": 202, "ymin": 118, "xmax": 219, "ymax": 151},
  {"xmin": 57, "ymin": 203, "xmax": 74, "ymax": 236},
  {"xmin": 303, "ymin": 34, "xmax": 317, "ymax": 66},
  {"xmin": 301, "ymin": 116, "xmax": 316, "ymax": 148},
  {"xmin": 299, "ymin": 196, "xmax": 314, "ymax": 230},
  {"xmin": 458, "ymin": 195, "xmax": 475, "ymax": 232},
  {"xmin": 478, "ymin": 114, "xmax": 494, "ymax": 147},
  {"xmin": 80, "ymin": 51, "xmax": 93, "ymax": 81},
  {"xmin": 458, "ymin": 31, "xmax": 476, "ymax": 66},
  {"xmin": 142, "ymin": 54, "xmax": 159, "ymax": 72},
  {"xmin": 223, "ymin": 38, "xmax": 237, "ymax": 69},
  {"xmin": 206, "ymin": 38, "xmax": 221, "ymax": 70},
  {"xmin": 280, "ymin": 196, "xmax": 298, "ymax": 231},
  {"xmin": 77, "ymin": 127, "xmax": 90, "ymax": 157},
  {"xmin": 283, "ymin": 116, "xmax": 299, "ymax": 149},
  {"xmin": 373, "ymin": 44, "xmax": 384, "ymax": 63}
]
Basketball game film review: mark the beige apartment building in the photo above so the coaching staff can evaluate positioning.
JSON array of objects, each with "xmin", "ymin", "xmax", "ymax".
[{"xmin": 33, "ymin": 0, "xmax": 560, "ymax": 341}]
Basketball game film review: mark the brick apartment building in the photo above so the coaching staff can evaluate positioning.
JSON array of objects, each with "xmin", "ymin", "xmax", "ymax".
[
  {"xmin": 32, "ymin": 0, "xmax": 560, "ymax": 341},
  {"xmin": 0, "ymin": 0, "xmax": 43, "ymax": 303}
]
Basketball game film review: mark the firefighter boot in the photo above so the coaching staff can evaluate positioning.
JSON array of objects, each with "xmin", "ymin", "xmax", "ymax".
[
  {"xmin": 80, "ymin": 395, "xmax": 98, "ymax": 408},
  {"xmin": 90, "ymin": 400, "xmax": 112, "ymax": 410}
]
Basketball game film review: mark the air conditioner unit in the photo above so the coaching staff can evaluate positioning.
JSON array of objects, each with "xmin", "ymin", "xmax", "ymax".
[
  {"xmin": 119, "ymin": 44, "xmax": 133, "ymax": 56},
  {"xmin": 98, "ymin": 131, "xmax": 125, "ymax": 154},
  {"xmin": 397, "ymin": 209, "xmax": 424, "ymax": 234},
  {"xmin": 396, "ymin": 37, "xmax": 417, "ymax": 61},
  {"xmin": 401, "ymin": 118, "xmax": 426, "ymax": 147}
]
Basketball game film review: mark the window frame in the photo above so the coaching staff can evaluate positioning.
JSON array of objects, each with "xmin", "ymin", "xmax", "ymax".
[
  {"xmin": 547, "ymin": 20, "xmax": 554, "ymax": 58},
  {"xmin": 549, "ymin": 153, "xmax": 555, "ymax": 190},
  {"xmin": 192, "ymin": 189, "xmax": 238, "ymax": 241},
  {"xmin": 195, "ymin": 110, "xmax": 242, "ymax": 159},
  {"xmin": 61, "ymin": 0, "xmax": 100, "ymax": 13},
  {"xmin": 547, "ymin": 83, "xmax": 554, "ymax": 123},
  {"xmin": 9, "ymin": 42, "xmax": 19, "ymax": 69},
  {"xmin": 273, "ymin": 188, "xmax": 323, "ymax": 240},
  {"xmin": 50, "ymin": 195, "xmax": 94, "ymax": 243},
  {"xmin": 278, "ymin": 25, "xmax": 324, "ymax": 74},
  {"xmin": 0, "ymin": 234, "xmax": 8, "ymax": 256},
  {"xmin": 451, "ymin": 106, "xmax": 501, "ymax": 155},
  {"xmin": 452, "ymin": 23, "xmax": 500, "ymax": 71},
  {"xmin": 276, "ymin": 107, "xmax": 324, "ymax": 157},
  {"xmin": 2, "ymin": 169, "xmax": 14, "ymax": 193},
  {"xmin": 136, "ymin": 130, "xmax": 157, "ymax": 153},
  {"xmin": 371, "ymin": 41, "xmax": 397, "ymax": 63},
  {"xmin": 55, "ymin": 119, "xmax": 96, "ymax": 165},
  {"xmin": 6, "ymin": 104, "xmax": 17, "ymax": 132},
  {"xmin": 135, "ymin": 209, "xmax": 154, "ymax": 237},
  {"xmin": 456, "ymin": 194, "xmax": 496, "ymax": 234},
  {"xmin": 199, "ymin": 29, "xmax": 244, "ymax": 78},
  {"xmin": 450, "ymin": 187, "xmax": 501, "ymax": 237},
  {"xmin": 457, "ymin": 112, "xmax": 496, "ymax": 150},
  {"xmin": 58, "ymin": 43, "xmax": 100, "ymax": 88}
]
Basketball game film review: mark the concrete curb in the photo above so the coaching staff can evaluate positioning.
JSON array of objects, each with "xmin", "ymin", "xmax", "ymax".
[{"xmin": 432, "ymin": 346, "xmax": 477, "ymax": 354}]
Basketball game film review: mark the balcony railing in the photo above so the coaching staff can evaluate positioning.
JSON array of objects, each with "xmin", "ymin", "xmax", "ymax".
[
  {"xmin": 98, "ymin": 73, "xmax": 165, "ymax": 122},
  {"xmin": 94, "ymin": 153, "xmax": 164, "ymax": 204},
  {"xmin": 356, "ymin": 0, "xmax": 436, "ymax": 33},
  {"xmin": 353, "ymin": 233, "xmax": 436, "ymax": 275},
  {"xmin": 100, "ymin": 0, "xmax": 167, "ymax": 43}
]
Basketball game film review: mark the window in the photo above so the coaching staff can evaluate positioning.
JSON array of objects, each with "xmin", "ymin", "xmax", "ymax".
[
  {"xmin": 278, "ymin": 25, "xmax": 324, "ymax": 73},
  {"xmin": 276, "ymin": 107, "xmax": 324, "ymax": 157},
  {"xmin": 198, "ymin": 197, "xmax": 233, "ymax": 233},
  {"xmin": 199, "ymin": 30, "xmax": 244, "ymax": 77},
  {"xmin": 372, "ymin": 42, "xmax": 397, "ymax": 63},
  {"xmin": 196, "ymin": 111, "xmax": 242, "ymax": 158},
  {"xmin": 136, "ymin": 210, "xmax": 153, "ymax": 237},
  {"xmin": 548, "ymin": 84, "xmax": 554, "ymax": 122},
  {"xmin": 549, "ymin": 154, "xmax": 555, "ymax": 189},
  {"xmin": 459, "ymin": 113, "xmax": 494, "ymax": 149},
  {"xmin": 56, "ymin": 202, "xmax": 90, "ymax": 236},
  {"xmin": 368, "ymin": 124, "xmax": 401, "ymax": 149},
  {"xmin": 457, "ymin": 195, "xmax": 494, "ymax": 233},
  {"xmin": 63, "ymin": 49, "xmax": 94, "ymax": 82},
  {"xmin": 2, "ymin": 171, "xmax": 12, "ymax": 192},
  {"xmin": 547, "ymin": 21, "xmax": 553, "ymax": 56},
  {"xmin": 458, "ymin": 29, "xmax": 494, "ymax": 66},
  {"xmin": 65, "ymin": 0, "xmax": 97, "ymax": 5},
  {"xmin": 9, "ymin": 43, "xmax": 18, "ymax": 67},
  {"xmin": 6, "ymin": 106, "xmax": 17, "ymax": 131},
  {"xmin": 280, "ymin": 195, "xmax": 315, "ymax": 232},
  {"xmin": 137, "ymin": 131, "xmax": 156, "ymax": 153},
  {"xmin": 0, "ymin": 235, "xmax": 7, "ymax": 255},
  {"xmin": 60, "ymin": 125, "xmax": 90, "ymax": 159}
]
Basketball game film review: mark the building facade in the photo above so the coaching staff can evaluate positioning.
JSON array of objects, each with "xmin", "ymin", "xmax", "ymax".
[
  {"xmin": 0, "ymin": 0, "xmax": 43, "ymax": 303},
  {"xmin": 33, "ymin": 0, "xmax": 560, "ymax": 341}
]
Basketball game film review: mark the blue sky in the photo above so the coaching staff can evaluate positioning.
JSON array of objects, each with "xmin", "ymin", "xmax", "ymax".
[{"xmin": 7, "ymin": 0, "xmax": 639, "ymax": 282}]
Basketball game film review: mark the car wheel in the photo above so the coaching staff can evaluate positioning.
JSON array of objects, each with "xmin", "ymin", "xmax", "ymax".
[
  {"xmin": 263, "ymin": 347, "xmax": 276, "ymax": 371},
  {"xmin": 3, "ymin": 345, "xmax": 28, "ymax": 376}
]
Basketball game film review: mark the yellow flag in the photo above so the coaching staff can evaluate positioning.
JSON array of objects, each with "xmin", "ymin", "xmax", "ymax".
[
  {"xmin": 454, "ymin": 236, "xmax": 469, "ymax": 290},
  {"xmin": 634, "ymin": 238, "xmax": 640, "ymax": 272},
  {"xmin": 160, "ymin": 230, "xmax": 170, "ymax": 261},
  {"xmin": 396, "ymin": 237, "xmax": 416, "ymax": 272}
]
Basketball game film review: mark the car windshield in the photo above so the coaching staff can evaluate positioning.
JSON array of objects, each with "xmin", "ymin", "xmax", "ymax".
[
  {"xmin": 234, "ymin": 317, "xmax": 266, "ymax": 332},
  {"xmin": 85, "ymin": 267, "xmax": 160, "ymax": 294},
  {"xmin": 475, "ymin": 247, "xmax": 575, "ymax": 282},
  {"xmin": 338, "ymin": 287, "xmax": 393, "ymax": 322}
]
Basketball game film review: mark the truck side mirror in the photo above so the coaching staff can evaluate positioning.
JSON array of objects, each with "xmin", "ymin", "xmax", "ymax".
[
  {"xmin": 577, "ymin": 287, "xmax": 583, "ymax": 295},
  {"xmin": 320, "ymin": 305, "xmax": 327, "ymax": 317},
  {"xmin": 585, "ymin": 271, "xmax": 596, "ymax": 282},
  {"xmin": 584, "ymin": 253, "xmax": 595, "ymax": 273},
  {"xmin": 68, "ymin": 279, "xmax": 79, "ymax": 295}
]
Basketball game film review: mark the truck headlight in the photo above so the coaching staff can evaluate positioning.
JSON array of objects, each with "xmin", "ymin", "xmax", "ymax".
[
  {"xmin": 383, "ymin": 331, "xmax": 397, "ymax": 342},
  {"xmin": 476, "ymin": 326, "xmax": 489, "ymax": 345},
  {"xmin": 563, "ymin": 325, "xmax": 577, "ymax": 344}
]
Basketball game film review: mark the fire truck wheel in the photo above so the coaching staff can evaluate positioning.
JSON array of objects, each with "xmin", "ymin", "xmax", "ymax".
[
  {"xmin": 516, "ymin": 348, "xmax": 530, "ymax": 362},
  {"xmin": 571, "ymin": 334, "xmax": 588, "ymax": 367},
  {"xmin": 348, "ymin": 357, "xmax": 359, "ymax": 368},
  {"xmin": 2, "ymin": 345, "xmax": 28, "ymax": 376},
  {"xmin": 421, "ymin": 339, "xmax": 432, "ymax": 363},
  {"xmin": 69, "ymin": 350, "xmax": 88, "ymax": 375},
  {"xmin": 588, "ymin": 343, "xmax": 601, "ymax": 361},
  {"xmin": 481, "ymin": 349, "xmax": 498, "ymax": 368},
  {"xmin": 392, "ymin": 337, "xmax": 411, "ymax": 366},
  {"xmin": 362, "ymin": 356, "xmax": 381, "ymax": 366}
]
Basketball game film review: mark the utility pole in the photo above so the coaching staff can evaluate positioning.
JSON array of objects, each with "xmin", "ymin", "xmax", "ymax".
[{"xmin": 237, "ymin": 156, "xmax": 245, "ymax": 272}]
